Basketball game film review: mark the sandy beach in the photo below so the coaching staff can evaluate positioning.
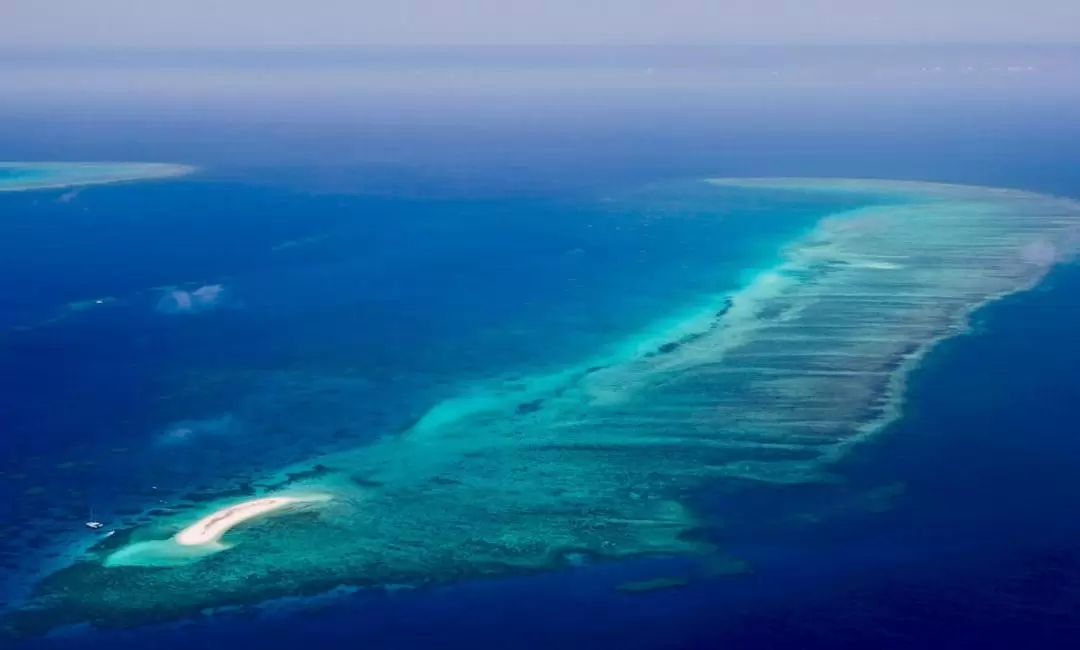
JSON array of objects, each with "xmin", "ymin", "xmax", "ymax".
[
  {"xmin": 100, "ymin": 493, "xmax": 332, "ymax": 569},
  {"xmin": 175, "ymin": 495, "xmax": 331, "ymax": 546}
]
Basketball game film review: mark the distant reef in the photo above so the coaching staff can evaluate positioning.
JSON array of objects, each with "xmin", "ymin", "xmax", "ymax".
[
  {"xmin": 0, "ymin": 162, "xmax": 194, "ymax": 192},
  {"xmin": 5, "ymin": 178, "xmax": 1080, "ymax": 638}
]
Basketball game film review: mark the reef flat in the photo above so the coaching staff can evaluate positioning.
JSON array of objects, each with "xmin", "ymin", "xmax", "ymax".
[
  {"xmin": 0, "ymin": 162, "xmax": 193, "ymax": 192},
  {"xmin": 6, "ymin": 178, "xmax": 1080, "ymax": 637}
]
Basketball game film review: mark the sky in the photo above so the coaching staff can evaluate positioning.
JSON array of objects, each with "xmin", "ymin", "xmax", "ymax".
[{"xmin": 3, "ymin": 0, "xmax": 1080, "ymax": 49}]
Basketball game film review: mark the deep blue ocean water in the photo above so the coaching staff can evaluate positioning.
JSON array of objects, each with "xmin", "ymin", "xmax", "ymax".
[{"xmin": 3, "ymin": 90, "xmax": 1080, "ymax": 648}]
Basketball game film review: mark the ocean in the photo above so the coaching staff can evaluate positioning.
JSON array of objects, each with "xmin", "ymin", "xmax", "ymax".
[{"xmin": 3, "ymin": 62, "xmax": 1080, "ymax": 648}]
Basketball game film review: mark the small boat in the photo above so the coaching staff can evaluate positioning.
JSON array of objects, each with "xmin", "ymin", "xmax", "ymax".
[{"xmin": 85, "ymin": 507, "xmax": 104, "ymax": 529}]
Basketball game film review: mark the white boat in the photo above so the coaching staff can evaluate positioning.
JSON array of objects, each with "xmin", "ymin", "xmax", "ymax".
[{"xmin": 85, "ymin": 507, "xmax": 104, "ymax": 530}]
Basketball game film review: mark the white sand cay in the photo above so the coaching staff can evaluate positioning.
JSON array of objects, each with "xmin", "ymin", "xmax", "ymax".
[
  {"xmin": 105, "ymin": 494, "xmax": 331, "ymax": 567},
  {"xmin": 175, "ymin": 496, "xmax": 330, "ymax": 546}
]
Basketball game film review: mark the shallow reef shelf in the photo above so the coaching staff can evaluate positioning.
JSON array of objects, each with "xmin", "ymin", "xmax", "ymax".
[{"xmin": 6, "ymin": 178, "xmax": 1080, "ymax": 637}]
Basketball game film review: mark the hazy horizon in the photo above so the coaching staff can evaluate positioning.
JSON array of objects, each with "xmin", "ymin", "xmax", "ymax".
[
  {"xmin": 4, "ymin": 1, "xmax": 1080, "ymax": 49},
  {"xmin": 3, "ymin": 43, "xmax": 1078, "ymax": 101}
]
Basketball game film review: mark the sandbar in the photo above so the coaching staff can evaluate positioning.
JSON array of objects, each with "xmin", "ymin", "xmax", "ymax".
[
  {"xmin": 102, "ymin": 494, "xmax": 332, "ymax": 569},
  {"xmin": 175, "ymin": 495, "xmax": 330, "ymax": 546}
]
